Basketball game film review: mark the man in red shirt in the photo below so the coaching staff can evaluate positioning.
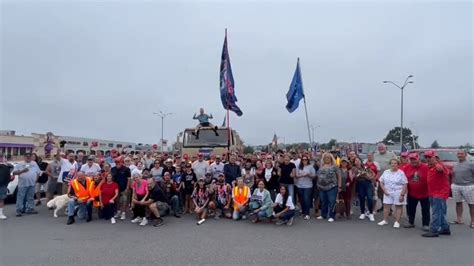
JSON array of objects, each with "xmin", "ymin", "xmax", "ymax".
[
  {"xmin": 399, "ymin": 152, "xmax": 409, "ymax": 172},
  {"xmin": 422, "ymin": 150, "xmax": 451, "ymax": 237},
  {"xmin": 403, "ymin": 153, "xmax": 430, "ymax": 230}
]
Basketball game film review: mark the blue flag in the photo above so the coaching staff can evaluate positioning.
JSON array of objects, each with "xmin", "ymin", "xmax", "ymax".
[
  {"xmin": 286, "ymin": 58, "xmax": 304, "ymax": 113},
  {"xmin": 220, "ymin": 30, "xmax": 243, "ymax": 116},
  {"xmin": 401, "ymin": 144, "xmax": 409, "ymax": 152}
]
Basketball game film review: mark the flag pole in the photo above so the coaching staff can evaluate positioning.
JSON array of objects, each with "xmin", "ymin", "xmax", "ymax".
[
  {"xmin": 225, "ymin": 28, "xmax": 231, "ymax": 158},
  {"xmin": 299, "ymin": 58, "xmax": 313, "ymax": 151}
]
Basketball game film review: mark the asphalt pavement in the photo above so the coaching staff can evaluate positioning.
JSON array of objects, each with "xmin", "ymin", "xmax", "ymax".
[{"xmin": 0, "ymin": 199, "xmax": 473, "ymax": 266}]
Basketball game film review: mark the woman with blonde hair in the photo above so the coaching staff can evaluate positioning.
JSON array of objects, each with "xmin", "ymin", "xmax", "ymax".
[{"xmin": 316, "ymin": 153, "xmax": 342, "ymax": 222}]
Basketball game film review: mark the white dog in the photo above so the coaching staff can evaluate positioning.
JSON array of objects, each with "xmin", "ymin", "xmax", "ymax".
[{"xmin": 46, "ymin": 194, "xmax": 70, "ymax": 218}]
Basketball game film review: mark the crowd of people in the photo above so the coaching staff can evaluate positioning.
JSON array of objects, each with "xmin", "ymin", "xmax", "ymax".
[{"xmin": 0, "ymin": 143, "xmax": 473, "ymax": 238}]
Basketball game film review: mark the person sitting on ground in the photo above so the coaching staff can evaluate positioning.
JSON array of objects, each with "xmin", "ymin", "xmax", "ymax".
[
  {"xmin": 250, "ymin": 180, "xmax": 273, "ymax": 223},
  {"xmin": 192, "ymin": 108, "xmax": 219, "ymax": 139},
  {"xmin": 192, "ymin": 178, "xmax": 210, "ymax": 222},
  {"xmin": 131, "ymin": 170, "xmax": 149, "ymax": 225},
  {"xmin": 87, "ymin": 172, "xmax": 104, "ymax": 220},
  {"xmin": 377, "ymin": 159, "xmax": 408, "ymax": 229},
  {"xmin": 134, "ymin": 177, "xmax": 165, "ymax": 227},
  {"xmin": 160, "ymin": 172, "xmax": 181, "ymax": 218},
  {"xmin": 66, "ymin": 171, "xmax": 92, "ymax": 225},
  {"xmin": 232, "ymin": 177, "xmax": 251, "ymax": 220},
  {"xmin": 100, "ymin": 173, "xmax": 119, "ymax": 224},
  {"xmin": 209, "ymin": 173, "xmax": 232, "ymax": 219},
  {"xmin": 273, "ymin": 185, "xmax": 295, "ymax": 226}
]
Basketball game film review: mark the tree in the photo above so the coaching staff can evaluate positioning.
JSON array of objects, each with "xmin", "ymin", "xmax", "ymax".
[
  {"xmin": 243, "ymin": 145, "xmax": 255, "ymax": 154},
  {"xmin": 382, "ymin": 127, "xmax": 418, "ymax": 147},
  {"xmin": 431, "ymin": 140, "xmax": 440, "ymax": 149},
  {"xmin": 327, "ymin": 139, "xmax": 337, "ymax": 150}
]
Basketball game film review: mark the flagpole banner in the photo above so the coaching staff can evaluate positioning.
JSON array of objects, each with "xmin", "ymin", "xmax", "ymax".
[
  {"xmin": 220, "ymin": 30, "xmax": 243, "ymax": 116},
  {"xmin": 285, "ymin": 58, "xmax": 304, "ymax": 113}
]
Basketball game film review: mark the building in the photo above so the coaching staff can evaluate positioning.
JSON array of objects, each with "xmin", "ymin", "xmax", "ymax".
[{"xmin": 0, "ymin": 130, "xmax": 149, "ymax": 160}]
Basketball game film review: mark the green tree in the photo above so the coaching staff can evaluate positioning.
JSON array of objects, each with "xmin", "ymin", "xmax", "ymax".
[
  {"xmin": 327, "ymin": 139, "xmax": 337, "ymax": 150},
  {"xmin": 243, "ymin": 145, "xmax": 255, "ymax": 154},
  {"xmin": 382, "ymin": 127, "xmax": 418, "ymax": 147},
  {"xmin": 431, "ymin": 140, "xmax": 440, "ymax": 149}
]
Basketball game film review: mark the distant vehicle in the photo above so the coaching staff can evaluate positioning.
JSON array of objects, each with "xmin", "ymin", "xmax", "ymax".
[
  {"xmin": 179, "ymin": 127, "xmax": 243, "ymax": 158},
  {"xmin": 6, "ymin": 161, "xmax": 46, "ymax": 203},
  {"xmin": 468, "ymin": 149, "xmax": 474, "ymax": 156}
]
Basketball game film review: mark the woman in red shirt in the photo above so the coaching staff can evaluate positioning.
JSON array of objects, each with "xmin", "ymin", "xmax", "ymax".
[{"xmin": 100, "ymin": 173, "xmax": 119, "ymax": 224}]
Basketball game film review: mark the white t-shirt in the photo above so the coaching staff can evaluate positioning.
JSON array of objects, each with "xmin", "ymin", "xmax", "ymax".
[
  {"xmin": 80, "ymin": 163, "xmax": 101, "ymax": 176},
  {"xmin": 59, "ymin": 159, "xmax": 77, "ymax": 184},
  {"xmin": 275, "ymin": 193, "xmax": 295, "ymax": 210},
  {"xmin": 210, "ymin": 162, "xmax": 225, "ymax": 179},
  {"xmin": 264, "ymin": 168, "xmax": 273, "ymax": 182},
  {"xmin": 192, "ymin": 161, "xmax": 209, "ymax": 179},
  {"xmin": 291, "ymin": 158, "xmax": 301, "ymax": 169},
  {"xmin": 380, "ymin": 169, "xmax": 408, "ymax": 194}
]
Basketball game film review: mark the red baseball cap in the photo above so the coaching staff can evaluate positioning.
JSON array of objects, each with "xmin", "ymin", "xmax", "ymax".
[
  {"xmin": 408, "ymin": 152, "xmax": 419, "ymax": 160},
  {"xmin": 424, "ymin": 150, "xmax": 438, "ymax": 158},
  {"xmin": 400, "ymin": 152, "xmax": 409, "ymax": 158},
  {"xmin": 183, "ymin": 154, "xmax": 189, "ymax": 160}
]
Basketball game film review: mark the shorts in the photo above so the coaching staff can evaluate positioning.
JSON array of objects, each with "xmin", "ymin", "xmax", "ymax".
[
  {"xmin": 35, "ymin": 183, "xmax": 45, "ymax": 193},
  {"xmin": 0, "ymin": 186, "xmax": 7, "ymax": 200},
  {"xmin": 200, "ymin": 122, "xmax": 211, "ymax": 127},
  {"xmin": 119, "ymin": 191, "xmax": 129, "ymax": 205},
  {"xmin": 382, "ymin": 190, "xmax": 407, "ymax": 205},
  {"xmin": 47, "ymin": 178, "xmax": 58, "ymax": 194},
  {"xmin": 451, "ymin": 184, "xmax": 474, "ymax": 204}
]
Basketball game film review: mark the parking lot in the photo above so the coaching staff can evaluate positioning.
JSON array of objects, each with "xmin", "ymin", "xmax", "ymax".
[{"xmin": 0, "ymin": 199, "xmax": 473, "ymax": 266}]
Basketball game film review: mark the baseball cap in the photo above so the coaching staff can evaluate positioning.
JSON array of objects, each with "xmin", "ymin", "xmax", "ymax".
[
  {"xmin": 408, "ymin": 153, "xmax": 419, "ymax": 160},
  {"xmin": 400, "ymin": 152, "xmax": 409, "ymax": 158},
  {"xmin": 166, "ymin": 158, "xmax": 173, "ymax": 163},
  {"xmin": 424, "ymin": 150, "xmax": 438, "ymax": 158},
  {"xmin": 216, "ymin": 155, "xmax": 221, "ymax": 159}
]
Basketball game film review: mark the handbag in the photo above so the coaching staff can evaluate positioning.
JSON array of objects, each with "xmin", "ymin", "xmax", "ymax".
[{"xmin": 333, "ymin": 193, "xmax": 346, "ymax": 214}]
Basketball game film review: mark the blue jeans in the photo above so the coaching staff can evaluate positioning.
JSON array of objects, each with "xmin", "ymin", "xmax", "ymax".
[
  {"xmin": 430, "ymin": 197, "xmax": 450, "ymax": 233},
  {"xmin": 169, "ymin": 195, "xmax": 180, "ymax": 214},
  {"xmin": 297, "ymin": 187, "xmax": 313, "ymax": 216},
  {"xmin": 356, "ymin": 181, "xmax": 374, "ymax": 214},
  {"xmin": 67, "ymin": 198, "xmax": 91, "ymax": 219},
  {"xmin": 16, "ymin": 186, "xmax": 35, "ymax": 213},
  {"xmin": 319, "ymin": 187, "xmax": 338, "ymax": 219}
]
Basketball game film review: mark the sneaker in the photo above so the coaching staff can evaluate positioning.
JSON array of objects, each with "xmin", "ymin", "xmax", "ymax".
[
  {"xmin": 378, "ymin": 220, "xmax": 388, "ymax": 226},
  {"xmin": 422, "ymin": 232, "xmax": 439, "ymax": 237},
  {"xmin": 67, "ymin": 216, "xmax": 75, "ymax": 225},
  {"xmin": 111, "ymin": 217, "xmax": 116, "ymax": 224},
  {"xmin": 439, "ymin": 230, "xmax": 451, "ymax": 236},
  {"xmin": 25, "ymin": 210, "xmax": 38, "ymax": 214},
  {"xmin": 404, "ymin": 224, "xmax": 415, "ymax": 228},
  {"xmin": 120, "ymin": 212, "xmax": 126, "ymax": 220},
  {"xmin": 35, "ymin": 200, "xmax": 41, "ymax": 206},
  {"xmin": 368, "ymin": 214, "xmax": 375, "ymax": 222},
  {"xmin": 422, "ymin": 226, "xmax": 430, "ymax": 232},
  {"xmin": 114, "ymin": 212, "xmax": 120, "ymax": 218},
  {"xmin": 242, "ymin": 215, "xmax": 247, "ymax": 220},
  {"xmin": 316, "ymin": 216, "xmax": 323, "ymax": 220},
  {"xmin": 16, "ymin": 212, "xmax": 22, "ymax": 217},
  {"xmin": 131, "ymin": 217, "xmax": 142, "ymax": 223},
  {"xmin": 174, "ymin": 213, "xmax": 181, "ymax": 218},
  {"xmin": 328, "ymin": 218, "xmax": 335, "ymax": 223},
  {"xmin": 304, "ymin": 215, "xmax": 310, "ymax": 220},
  {"xmin": 286, "ymin": 217, "xmax": 294, "ymax": 226},
  {"xmin": 153, "ymin": 218, "xmax": 164, "ymax": 227},
  {"xmin": 359, "ymin": 214, "xmax": 366, "ymax": 220},
  {"xmin": 393, "ymin": 222, "xmax": 400, "ymax": 228},
  {"xmin": 0, "ymin": 214, "xmax": 7, "ymax": 220},
  {"xmin": 275, "ymin": 219, "xmax": 286, "ymax": 225},
  {"xmin": 139, "ymin": 217, "xmax": 148, "ymax": 226}
]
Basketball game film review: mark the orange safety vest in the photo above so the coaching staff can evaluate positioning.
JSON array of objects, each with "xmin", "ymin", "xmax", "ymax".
[
  {"xmin": 71, "ymin": 177, "xmax": 92, "ymax": 202},
  {"xmin": 233, "ymin": 186, "xmax": 249, "ymax": 207},
  {"xmin": 88, "ymin": 181, "xmax": 102, "ymax": 208}
]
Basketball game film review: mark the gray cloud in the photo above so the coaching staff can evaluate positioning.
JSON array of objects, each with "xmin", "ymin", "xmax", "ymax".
[{"xmin": 1, "ymin": 1, "xmax": 472, "ymax": 147}]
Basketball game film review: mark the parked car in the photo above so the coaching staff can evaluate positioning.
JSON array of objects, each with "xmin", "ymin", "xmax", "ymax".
[{"xmin": 5, "ymin": 162, "xmax": 46, "ymax": 203}]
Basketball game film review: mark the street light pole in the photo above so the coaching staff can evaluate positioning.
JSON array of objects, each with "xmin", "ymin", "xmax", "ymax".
[
  {"xmin": 383, "ymin": 75, "xmax": 414, "ymax": 152},
  {"xmin": 152, "ymin": 111, "xmax": 172, "ymax": 152},
  {"xmin": 310, "ymin": 124, "xmax": 320, "ymax": 147}
]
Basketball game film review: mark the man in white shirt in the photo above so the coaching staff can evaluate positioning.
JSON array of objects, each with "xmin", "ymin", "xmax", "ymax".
[
  {"xmin": 210, "ymin": 155, "xmax": 225, "ymax": 180},
  {"xmin": 80, "ymin": 155, "xmax": 101, "ymax": 177},
  {"xmin": 290, "ymin": 151, "xmax": 301, "ymax": 169},
  {"xmin": 12, "ymin": 153, "xmax": 41, "ymax": 216},
  {"xmin": 192, "ymin": 153, "xmax": 209, "ymax": 180},
  {"xmin": 59, "ymin": 152, "xmax": 77, "ymax": 195}
]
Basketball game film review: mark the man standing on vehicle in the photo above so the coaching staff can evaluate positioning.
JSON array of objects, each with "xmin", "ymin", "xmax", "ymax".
[
  {"xmin": 12, "ymin": 153, "xmax": 41, "ymax": 217},
  {"xmin": 192, "ymin": 108, "xmax": 219, "ymax": 139},
  {"xmin": 451, "ymin": 150, "xmax": 474, "ymax": 228},
  {"xmin": 0, "ymin": 152, "xmax": 13, "ymax": 220}
]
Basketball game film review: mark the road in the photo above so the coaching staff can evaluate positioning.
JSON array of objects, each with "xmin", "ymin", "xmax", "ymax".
[{"xmin": 0, "ymin": 199, "xmax": 473, "ymax": 266}]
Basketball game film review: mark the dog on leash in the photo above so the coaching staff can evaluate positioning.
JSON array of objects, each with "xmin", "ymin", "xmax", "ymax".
[{"xmin": 46, "ymin": 194, "xmax": 70, "ymax": 218}]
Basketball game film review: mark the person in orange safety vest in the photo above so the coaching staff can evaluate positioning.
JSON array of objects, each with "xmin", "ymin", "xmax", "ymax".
[
  {"xmin": 66, "ymin": 171, "xmax": 94, "ymax": 225},
  {"xmin": 232, "ymin": 178, "xmax": 251, "ymax": 220}
]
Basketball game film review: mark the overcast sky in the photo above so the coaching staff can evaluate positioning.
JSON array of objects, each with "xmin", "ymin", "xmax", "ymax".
[{"xmin": 1, "ymin": 1, "xmax": 472, "ymax": 147}]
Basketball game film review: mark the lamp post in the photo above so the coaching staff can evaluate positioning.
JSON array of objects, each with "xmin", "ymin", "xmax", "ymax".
[
  {"xmin": 152, "ymin": 111, "xmax": 172, "ymax": 152},
  {"xmin": 383, "ymin": 75, "xmax": 414, "ymax": 152},
  {"xmin": 310, "ymin": 124, "xmax": 320, "ymax": 147}
]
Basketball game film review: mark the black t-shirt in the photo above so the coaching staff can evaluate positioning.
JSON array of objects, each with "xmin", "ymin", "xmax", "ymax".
[
  {"xmin": 279, "ymin": 162, "xmax": 296, "ymax": 184},
  {"xmin": 37, "ymin": 161, "xmax": 49, "ymax": 184},
  {"xmin": 182, "ymin": 171, "xmax": 197, "ymax": 191},
  {"xmin": 111, "ymin": 166, "xmax": 131, "ymax": 192},
  {"xmin": 162, "ymin": 166, "xmax": 176, "ymax": 176},
  {"xmin": 0, "ymin": 163, "xmax": 13, "ymax": 187},
  {"xmin": 149, "ymin": 185, "xmax": 166, "ymax": 202}
]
